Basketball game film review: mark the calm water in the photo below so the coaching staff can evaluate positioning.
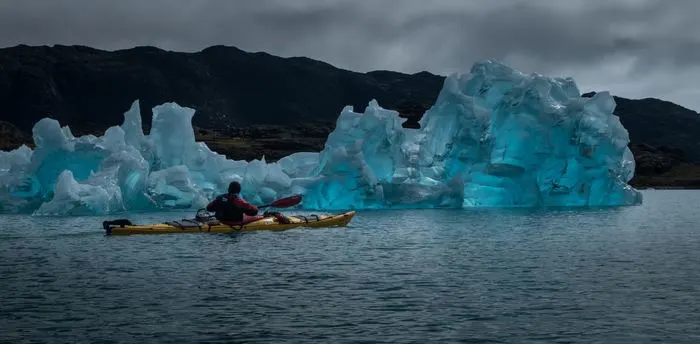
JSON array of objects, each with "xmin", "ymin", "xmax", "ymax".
[{"xmin": 1, "ymin": 190, "xmax": 699, "ymax": 343}]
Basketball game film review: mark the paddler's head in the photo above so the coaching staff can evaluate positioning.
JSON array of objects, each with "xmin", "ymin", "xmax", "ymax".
[{"xmin": 228, "ymin": 181, "xmax": 241, "ymax": 195}]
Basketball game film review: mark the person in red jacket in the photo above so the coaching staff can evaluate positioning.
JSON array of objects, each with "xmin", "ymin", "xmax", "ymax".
[{"xmin": 206, "ymin": 181, "xmax": 262, "ymax": 224}]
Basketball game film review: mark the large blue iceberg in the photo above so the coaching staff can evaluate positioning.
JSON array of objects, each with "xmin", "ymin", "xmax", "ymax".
[{"xmin": 0, "ymin": 60, "xmax": 642, "ymax": 215}]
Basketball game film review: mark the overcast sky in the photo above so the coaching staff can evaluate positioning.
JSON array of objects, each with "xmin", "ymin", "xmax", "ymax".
[{"xmin": 1, "ymin": 0, "xmax": 698, "ymax": 111}]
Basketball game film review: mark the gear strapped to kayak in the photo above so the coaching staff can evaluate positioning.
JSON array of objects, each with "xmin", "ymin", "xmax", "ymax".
[
  {"xmin": 163, "ymin": 219, "xmax": 205, "ymax": 229},
  {"xmin": 294, "ymin": 214, "xmax": 321, "ymax": 223}
]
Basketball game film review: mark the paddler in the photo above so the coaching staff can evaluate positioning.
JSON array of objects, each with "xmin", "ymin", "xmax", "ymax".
[{"xmin": 206, "ymin": 181, "xmax": 263, "ymax": 224}]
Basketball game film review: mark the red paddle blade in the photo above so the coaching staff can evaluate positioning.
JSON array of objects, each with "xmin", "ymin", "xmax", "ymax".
[{"xmin": 269, "ymin": 194, "xmax": 302, "ymax": 208}]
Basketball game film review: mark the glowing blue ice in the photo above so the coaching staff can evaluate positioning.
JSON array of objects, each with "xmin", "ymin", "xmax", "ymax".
[
  {"xmin": 299, "ymin": 60, "xmax": 641, "ymax": 209},
  {"xmin": 0, "ymin": 60, "xmax": 642, "ymax": 215}
]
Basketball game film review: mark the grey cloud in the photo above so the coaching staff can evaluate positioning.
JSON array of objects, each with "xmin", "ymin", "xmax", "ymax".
[{"xmin": 0, "ymin": 0, "xmax": 698, "ymax": 110}]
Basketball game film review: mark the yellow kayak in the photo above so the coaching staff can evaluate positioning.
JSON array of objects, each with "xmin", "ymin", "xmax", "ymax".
[{"xmin": 103, "ymin": 211, "xmax": 356, "ymax": 235}]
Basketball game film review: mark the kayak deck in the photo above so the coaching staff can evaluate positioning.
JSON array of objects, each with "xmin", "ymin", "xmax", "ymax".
[{"xmin": 103, "ymin": 211, "xmax": 356, "ymax": 235}]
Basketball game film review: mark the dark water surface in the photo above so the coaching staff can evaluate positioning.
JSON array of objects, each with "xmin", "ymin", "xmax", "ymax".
[{"xmin": 1, "ymin": 190, "xmax": 699, "ymax": 343}]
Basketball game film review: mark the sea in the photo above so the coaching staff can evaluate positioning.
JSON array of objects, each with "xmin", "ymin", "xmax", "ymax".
[{"xmin": 1, "ymin": 189, "xmax": 699, "ymax": 343}]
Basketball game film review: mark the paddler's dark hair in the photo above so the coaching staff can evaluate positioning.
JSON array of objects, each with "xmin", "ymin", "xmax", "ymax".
[{"xmin": 228, "ymin": 181, "xmax": 241, "ymax": 194}]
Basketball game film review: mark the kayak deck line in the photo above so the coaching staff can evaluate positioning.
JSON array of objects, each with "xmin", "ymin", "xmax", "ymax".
[{"xmin": 102, "ymin": 211, "xmax": 356, "ymax": 235}]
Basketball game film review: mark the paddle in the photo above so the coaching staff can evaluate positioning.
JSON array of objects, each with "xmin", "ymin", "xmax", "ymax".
[{"xmin": 258, "ymin": 194, "xmax": 303, "ymax": 209}]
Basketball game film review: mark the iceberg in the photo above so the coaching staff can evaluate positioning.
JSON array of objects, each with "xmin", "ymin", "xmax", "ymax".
[{"xmin": 0, "ymin": 60, "xmax": 642, "ymax": 215}]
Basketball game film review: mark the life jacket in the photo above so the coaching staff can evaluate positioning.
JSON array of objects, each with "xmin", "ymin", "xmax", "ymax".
[{"xmin": 208, "ymin": 193, "xmax": 259, "ymax": 222}]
